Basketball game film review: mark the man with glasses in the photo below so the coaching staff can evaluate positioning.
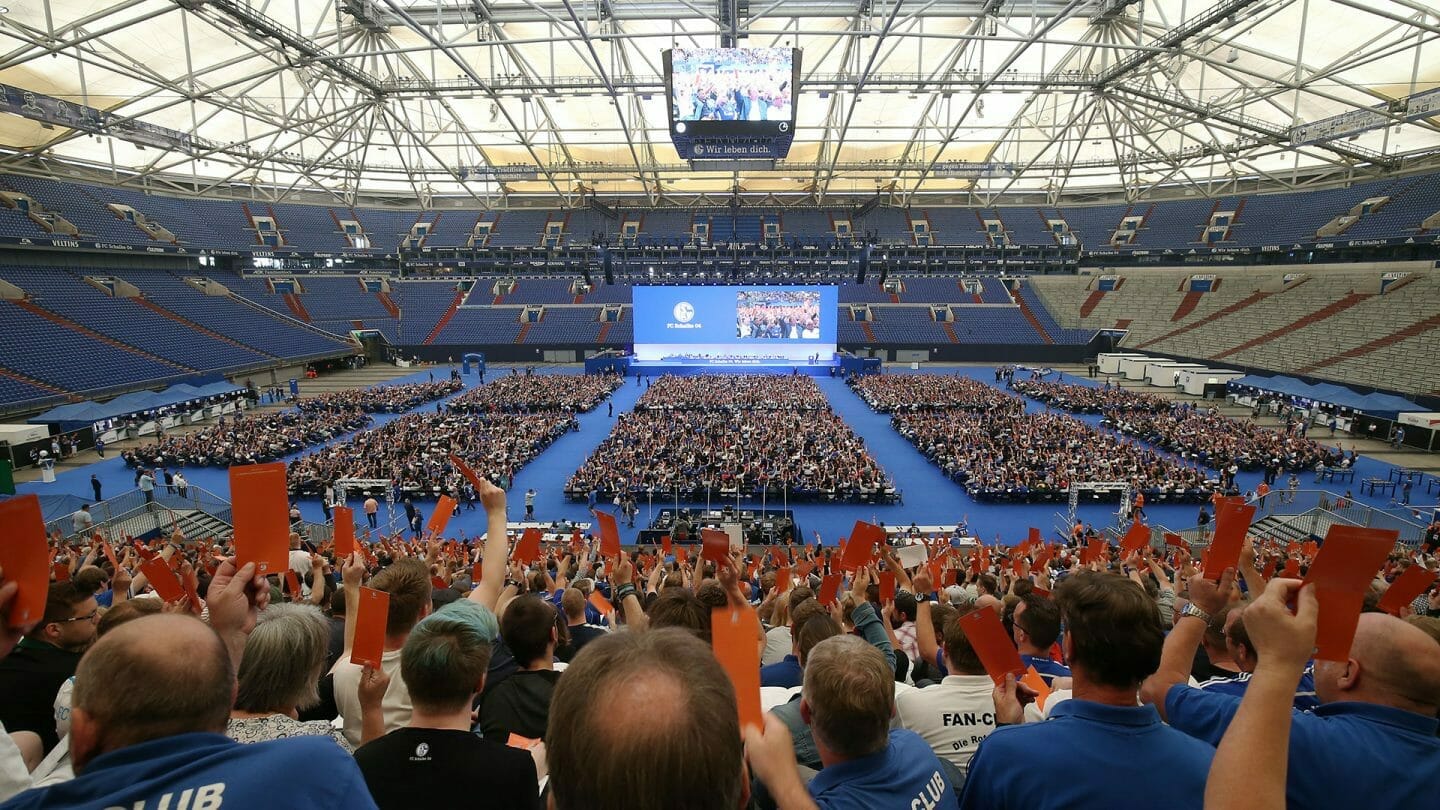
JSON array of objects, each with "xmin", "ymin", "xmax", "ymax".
[{"xmin": 0, "ymin": 583, "xmax": 99, "ymax": 753}]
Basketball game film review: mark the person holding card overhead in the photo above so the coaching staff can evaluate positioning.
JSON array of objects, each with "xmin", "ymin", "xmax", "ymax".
[
  {"xmin": 0, "ymin": 583, "xmax": 98, "ymax": 754},
  {"xmin": 746, "ymin": 634, "xmax": 958, "ymax": 810},
  {"xmin": 895, "ymin": 611, "xmax": 1001, "ymax": 778},
  {"xmin": 333, "ymin": 558, "xmax": 433, "ymax": 747},
  {"xmin": 960, "ymin": 572, "xmax": 1213, "ymax": 810},
  {"xmin": 355, "ymin": 601, "xmax": 540, "ymax": 810},
  {"xmin": 0, "ymin": 613, "xmax": 376, "ymax": 810}
]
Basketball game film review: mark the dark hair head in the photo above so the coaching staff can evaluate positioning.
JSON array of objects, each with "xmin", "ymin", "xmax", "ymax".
[
  {"xmin": 402, "ymin": 616, "xmax": 494, "ymax": 712},
  {"xmin": 369, "ymin": 558, "xmax": 432, "ymax": 637},
  {"xmin": 42, "ymin": 581, "xmax": 91, "ymax": 626},
  {"xmin": 893, "ymin": 591, "xmax": 917, "ymax": 622},
  {"xmin": 647, "ymin": 589, "xmax": 712, "ymax": 643},
  {"xmin": 942, "ymin": 612, "xmax": 985, "ymax": 676},
  {"xmin": 1054, "ymin": 572, "xmax": 1163, "ymax": 689},
  {"xmin": 1015, "ymin": 593, "xmax": 1062, "ymax": 649},
  {"xmin": 548, "ymin": 629, "xmax": 742, "ymax": 810},
  {"xmin": 795, "ymin": 614, "xmax": 842, "ymax": 666},
  {"xmin": 500, "ymin": 594, "xmax": 558, "ymax": 666},
  {"xmin": 802, "ymin": 635, "xmax": 893, "ymax": 759}
]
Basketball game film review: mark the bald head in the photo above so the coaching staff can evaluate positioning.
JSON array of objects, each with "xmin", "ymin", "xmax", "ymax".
[
  {"xmin": 71, "ymin": 614, "xmax": 234, "ymax": 769},
  {"xmin": 1317, "ymin": 613, "xmax": 1440, "ymax": 716}
]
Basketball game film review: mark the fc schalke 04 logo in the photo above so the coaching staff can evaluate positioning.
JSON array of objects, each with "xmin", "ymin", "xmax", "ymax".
[{"xmin": 673, "ymin": 301, "xmax": 695, "ymax": 323}]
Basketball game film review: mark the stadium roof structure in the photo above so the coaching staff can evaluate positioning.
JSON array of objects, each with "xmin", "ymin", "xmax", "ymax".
[{"xmin": 0, "ymin": 0, "xmax": 1437, "ymax": 208}]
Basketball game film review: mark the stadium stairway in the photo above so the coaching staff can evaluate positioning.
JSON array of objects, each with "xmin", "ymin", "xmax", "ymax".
[
  {"xmin": 1136, "ymin": 288, "xmax": 1279, "ymax": 349},
  {"xmin": 1012, "ymin": 291, "xmax": 1055, "ymax": 344},
  {"xmin": 1078, "ymin": 289, "xmax": 1106, "ymax": 317},
  {"xmin": 1296, "ymin": 311, "xmax": 1440, "ymax": 374},
  {"xmin": 131, "ymin": 298, "xmax": 280, "ymax": 359},
  {"xmin": 422, "ymin": 291, "xmax": 468, "ymax": 345},
  {"xmin": 12, "ymin": 299, "xmax": 193, "ymax": 371},
  {"xmin": 377, "ymin": 291, "xmax": 401, "ymax": 318},
  {"xmin": 942, "ymin": 322, "xmax": 959, "ymax": 343},
  {"xmin": 1169, "ymin": 291, "xmax": 1204, "ymax": 321},
  {"xmin": 860, "ymin": 322, "xmax": 876, "ymax": 342},
  {"xmin": 515, "ymin": 322, "xmax": 531, "ymax": 344},
  {"xmin": 1212, "ymin": 292, "xmax": 1373, "ymax": 360},
  {"xmin": 282, "ymin": 292, "xmax": 312, "ymax": 322}
]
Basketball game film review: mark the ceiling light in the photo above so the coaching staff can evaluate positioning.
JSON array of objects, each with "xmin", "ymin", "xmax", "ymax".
[{"xmin": 1226, "ymin": 47, "xmax": 1239, "ymax": 63}]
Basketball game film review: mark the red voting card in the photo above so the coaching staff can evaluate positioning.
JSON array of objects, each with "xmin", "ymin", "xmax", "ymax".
[
  {"xmin": 512, "ymin": 527, "xmax": 543, "ymax": 564},
  {"xmin": 588, "ymin": 590, "xmax": 615, "ymax": 616},
  {"xmin": 711, "ymin": 605, "xmax": 764, "ymax": 734},
  {"xmin": 1020, "ymin": 665, "xmax": 1053, "ymax": 711},
  {"xmin": 182, "ymin": 565, "xmax": 202, "ymax": 611},
  {"xmin": 448, "ymin": 453, "xmax": 486, "ymax": 491},
  {"xmin": 351, "ymin": 587, "xmax": 390, "ymax": 669},
  {"xmin": 1261, "ymin": 558, "xmax": 1278, "ymax": 581},
  {"xmin": 701, "ymin": 529, "xmax": 731, "ymax": 565},
  {"xmin": 1164, "ymin": 532, "xmax": 1187, "ymax": 548},
  {"xmin": 794, "ymin": 560, "xmax": 814, "ymax": 580},
  {"xmin": 661, "ymin": 535, "xmax": 672, "ymax": 555},
  {"xmin": 1081, "ymin": 539, "xmax": 1103, "ymax": 566},
  {"xmin": 1028, "ymin": 527, "xmax": 1042, "ymax": 546},
  {"xmin": 839, "ymin": 521, "xmax": 885, "ymax": 572},
  {"xmin": 1282, "ymin": 558, "xmax": 1300, "ymax": 578},
  {"xmin": 776, "ymin": 565, "xmax": 792, "ymax": 594},
  {"xmin": 0, "ymin": 495, "xmax": 52, "ymax": 627},
  {"xmin": 1377, "ymin": 564, "xmax": 1437, "ymax": 616},
  {"xmin": 431, "ymin": 576, "xmax": 448, "ymax": 590},
  {"xmin": 427, "ymin": 496, "xmax": 456, "ymax": 536},
  {"xmin": 1203, "ymin": 501, "xmax": 1256, "ymax": 580},
  {"xmin": 229, "ymin": 462, "xmax": 290, "ymax": 574},
  {"xmin": 1120, "ymin": 521, "xmax": 1150, "ymax": 556},
  {"xmin": 332, "ymin": 506, "xmax": 355, "ymax": 558},
  {"xmin": 284, "ymin": 570, "xmax": 302, "ymax": 600},
  {"xmin": 100, "ymin": 538, "xmax": 120, "ymax": 571},
  {"xmin": 675, "ymin": 547, "xmax": 689, "ymax": 565},
  {"xmin": 140, "ymin": 556, "xmax": 184, "ymax": 603},
  {"xmin": 52, "ymin": 561, "xmax": 70, "ymax": 582},
  {"xmin": 878, "ymin": 570, "xmax": 896, "ymax": 604},
  {"xmin": 595, "ymin": 510, "xmax": 621, "ymax": 559},
  {"xmin": 471, "ymin": 561, "xmax": 484, "ymax": 583},
  {"xmin": 959, "ymin": 605, "xmax": 1026, "ymax": 684},
  {"xmin": 1303, "ymin": 526, "xmax": 1397, "ymax": 661},
  {"xmin": 506, "ymin": 733, "xmax": 542, "ymax": 751},
  {"xmin": 818, "ymin": 573, "xmax": 842, "ymax": 606}
]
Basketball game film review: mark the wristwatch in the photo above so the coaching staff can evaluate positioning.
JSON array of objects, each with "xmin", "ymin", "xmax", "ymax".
[{"xmin": 1180, "ymin": 602, "xmax": 1211, "ymax": 623}]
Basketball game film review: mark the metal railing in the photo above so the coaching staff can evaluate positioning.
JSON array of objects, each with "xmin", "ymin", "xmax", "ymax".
[
  {"xmin": 49, "ymin": 484, "xmax": 236, "ymax": 543},
  {"xmin": 1158, "ymin": 489, "xmax": 1426, "ymax": 549}
]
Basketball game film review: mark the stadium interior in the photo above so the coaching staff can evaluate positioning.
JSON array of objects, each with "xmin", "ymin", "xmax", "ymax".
[{"xmin": 0, "ymin": 0, "xmax": 1437, "ymax": 807}]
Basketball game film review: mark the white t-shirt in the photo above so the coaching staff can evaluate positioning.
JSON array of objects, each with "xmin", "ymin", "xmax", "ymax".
[
  {"xmin": 331, "ymin": 648, "xmax": 411, "ymax": 747},
  {"xmin": 762, "ymin": 625, "xmax": 793, "ymax": 666},
  {"xmin": 894, "ymin": 674, "xmax": 998, "ymax": 773}
]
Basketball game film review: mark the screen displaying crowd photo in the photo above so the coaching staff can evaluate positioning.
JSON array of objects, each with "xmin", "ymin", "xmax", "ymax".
[
  {"xmin": 736, "ymin": 289, "xmax": 821, "ymax": 340},
  {"xmin": 669, "ymin": 47, "xmax": 795, "ymax": 123}
]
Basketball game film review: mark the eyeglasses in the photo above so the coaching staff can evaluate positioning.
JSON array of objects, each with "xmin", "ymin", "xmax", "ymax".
[{"xmin": 56, "ymin": 609, "xmax": 99, "ymax": 624}]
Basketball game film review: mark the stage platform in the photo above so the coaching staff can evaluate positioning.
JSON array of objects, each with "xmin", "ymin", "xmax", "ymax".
[{"xmin": 629, "ymin": 357, "xmax": 840, "ymax": 377}]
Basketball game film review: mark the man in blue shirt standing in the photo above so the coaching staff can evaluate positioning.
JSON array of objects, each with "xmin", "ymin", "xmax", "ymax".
[
  {"xmin": 960, "ymin": 572, "xmax": 1214, "ymax": 810},
  {"xmin": 746, "ymin": 634, "xmax": 958, "ymax": 810}
]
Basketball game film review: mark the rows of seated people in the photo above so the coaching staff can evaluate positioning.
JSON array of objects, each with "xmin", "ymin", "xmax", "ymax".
[
  {"xmin": 892, "ymin": 405, "xmax": 1216, "ymax": 501},
  {"xmin": 1010, "ymin": 378, "xmax": 1173, "ymax": 413},
  {"xmin": 4, "ymin": 481, "xmax": 1435, "ymax": 810},
  {"xmin": 567, "ymin": 374, "xmax": 895, "ymax": 504},
  {"xmin": 295, "ymin": 379, "xmax": 464, "ymax": 414},
  {"xmin": 444, "ymin": 371, "xmax": 622, "ymax": 414},
  {"xmin": 286, "ymin": 410, "xmax": 576, "ymax": 498},
  {"xmin": 8, "ymin": 169, "xmax": 1440, "ymax": 252},
  {"xmin": 121, "ymin": 408, "xmax": 371, "ymax": 469},
  {"xmin": 848, "ymin": 372, "xmax": 1017, "ymax": 412}
]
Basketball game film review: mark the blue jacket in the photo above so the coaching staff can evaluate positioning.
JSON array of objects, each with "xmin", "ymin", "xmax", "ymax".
[
  {"xmin": 760, "ymin": 654, "xmax": 803, "ymax": 688},
  {"xmin": 0, "ymin": 732, "xmax": 377, "ymax": 810}
]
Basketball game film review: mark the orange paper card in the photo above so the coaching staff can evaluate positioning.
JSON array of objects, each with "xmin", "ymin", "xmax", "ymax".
[
  {"xmin": 817, "ymin": 573, "xmax": 842, "ymax": 606},
  {"xmin": 351, "ymin": 587, "xmax": 390, "ymax": 669},
  {"xmin": 959, "ymin": 605, "xmax": 1026, "ymax": 684},
  {"xmin": 512, "ymin": 527, "xmax": 543, "ymax": 564},
  {"xmin": 711, "ymin": 605, "xmax": 764, "ymax": 734},
  {"xmin": 1163, "ymin": 532, "xmax": 1186, "ymax": 548},
  {"xmin": 332, "ymin": 506, "xmax": 355, "ymax": 558},
  {"xmin": 588, "ymin": 590, "xmax": 615, "ymax": 616},
  {"xmin": 506, "ymin": 733, "xmax": 542, "ymax": 751},
  {"xmin": 661, "ymin": 534, "xmax": 672, "ymax": 555},
  {"xmin": 878, "ymin": 570, "xmax": 896, "ymax": 604},
  {"xmin": 1120, "ymin": 521, "xmax": 1150, "ymax": 556},
  {"xmin": 839, "ymin": 521, "xmax": 885, "ymax": 572},
  {"xmin": 140, "ymin": 556, "xmax": 184, "ymax": 603},
  {"xmin": 1203, "ymin": 501, "xmax": 1256, "ymax": 580},
  {"xmin": 1303, "ymin": 526, "xmax": 1396, "ymax": 661},
  {"xmin": 448, "ymin": 453, "xmax": 486, "ymax": 491},
  {"xmin": 1020, "ymin": 665, "xmax": 1053, "ymax": 711},
  {"xmin": 284, "ymin": 570, "xmax": 302, "ymax": 599},
  {"xmin": 701, "ymin": 529, "xmax": 731, "ymax": 564},
  {"xmin": 471, "ymin": 561, "xmax": 484, "ymax": 583},
  {"xmin": 776, "ymin": 565, "xmax": 791, "ymax": 594},
  {"xmin": 229, "ymin": 462, "xmax": 291, "ymax": 574},
  {"xmin": 676, "ymin": 547, "xmax": 688, "ymax": 565},
  {"xmin": 52, "ymin": 562, "xmax": 70, "ymax": 581},
  {"xmin": 595, "ymin": 510, "xmax": 621, "ymax": 559},
  {"xmin": 0, "ymin": 495, "xmax": 51, "ymax": 626},
  {"xmin": 1377, "ymin": 564, "xmax": 1436, "ymax": 616},
  {"xmin": 426, "ymin": 496, "xmax": 456, "ymax": 536},
  {"xmin": 1028, "ymin": 527, "xmax": 1042, "ymax": 545},
  {"xmin": 100, "ymin": 538, "xmax": 120, "ymax": 570}
]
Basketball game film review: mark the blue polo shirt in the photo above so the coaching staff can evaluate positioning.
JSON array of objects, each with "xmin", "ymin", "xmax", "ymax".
[
  {"xmin": 808, "ymin": 729, "xmax": 958, "ymax": 810},
  {"xmin": 960, "ymin": 700, "xmax": 1213, "ymax": 810},
  {"xmin": 1193, "ymin": 668, "xmax": 1320, "ymax": 711},
  {"xmin": 0, "ymin": 732, "xmax": 375, "ymax": 810},
  {"xmin": 1166, "ymin": 685, "xmax": 1440, "ymax": 808},
  {"xmin": 1020, "ymin": 654, "xmax": 1071, "ymax": 685},
  {"xmin": 760, "ymin": 654, "xmax": 804, "ymax": 688}
]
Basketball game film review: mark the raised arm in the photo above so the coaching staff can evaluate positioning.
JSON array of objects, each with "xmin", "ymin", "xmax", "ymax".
[
  {"xmin": 1141, "ymin": 567, "xmax": 1234, "ymax": 719},
  {"xmin": 470, "ymin": 478, "xmax": 509, "ymax": 611}
]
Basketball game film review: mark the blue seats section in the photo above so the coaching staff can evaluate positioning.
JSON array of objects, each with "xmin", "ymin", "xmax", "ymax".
[
  {"xmin": 1002, "ymin": 208, "xmax": 1056, "ymax": 245},
  {"xmin": 526, "ymin": 307, "xmax": 602, "ymax": 342},
  {"xmin": 424, "ymin": 211, "xmax": 477, "ymax": 248},
  {"xmin": 0, "ymin": 300, "xmax": 185, "ymax": 393},
  {"xmin": 490, "ymin": 210, "xmax": 548, "ymax": 247},
  {"xmin": 949, "ymin": 307, "xmax": 1048, "ymax": 344},
  {"xmin": 0, "ymin": 373, "xmax": 58, "ymax": 408},
  {"xmin": 507, "ymin": 277, "xmax": 576, "ymax": 304},
  {"xmin": 0, "ymin": 267, "xmax": 269, "ymax": 371},
  {"xmin": 1014, "ymin": 283, "xmax": 1092, "ymax": 343},
  {"xmin": 391, "ymin": 281, "xmax": 460, "ymax": 343},
  {"xmin": 925, "ymin": 209, "xmax": 987, "ymax": 246},
  {"xmin": 434, "ymin": 306, "xmax": 521, "ymax": 343}
]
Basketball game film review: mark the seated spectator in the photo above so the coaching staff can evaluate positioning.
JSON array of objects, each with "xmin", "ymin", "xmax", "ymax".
[
  {"xmin": 447, "ymin": 372, "xmax": 621, "ymax": 414},
  {"xmin": 556, "ymin": 588, "xmax": 607, "ymax": 664},
  {"xmin": 960, "ymin": 572, "xmax": 1213, "ymax": 809},
  {"xmin": 0, "ymin": 583, "xmax": 97, "ymax": 754},
  {"xmin": 228, "ymin": 603, "xmax": 352, "ymax": 752},
  {"xmin": 479, "ymin": 595, "xmax": 561, "ymax": 741},
  {"xmin": 1, "ymin": 613, "xmax": 375, "ymax": 809},
  {"xmin": 760, "ymin": 598, "xmax": 831, "ymax": 689},
  {"xmin": 547, "ymin": 628, "xmax": 747, "ymax": 810},
  {"xmin": 768, "ymin": 614, "xmax": 843, "ymax": 774},
  {"xmin": 762, "ymin": 587, "xmax": 815, "ymax": 665},
  {"xmin": 1146, "ymin": 578, "xmax": 1440, "ymax": 807},
  {"xmin": 1010, "ymin": 593, "xmax": 1070, "ymax": 686},
  {"xmin": 355, "ymin": 600, "xmax": 539, "ymax": 810},
  {"xmin": 333, "ymin": 558, "xmax": 433, "ymax": 747},
  {"xmin": 123, "ymin": 408, "xmax": 370, "ymax": 469},
  {"xmin": 849, "ymin": 374, "xmax": 1013, "ymax": 413},
  {"xmin": 896, "ymin": 611, "xmax": 997, "ymax": 778},
  {"xmin": 747, "ymin": 634, "xmax": 959, "ymax": 809}
]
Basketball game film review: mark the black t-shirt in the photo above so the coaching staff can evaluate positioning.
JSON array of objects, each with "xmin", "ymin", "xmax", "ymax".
[
  {"xmin": 479, "ymin": 669, "xmax": 561, "ymax": 741},
  {"xmin": 0, "ymin": 639, "xmax": 83, "ymax": 751},
  {"xmin": 557, "ymin": 624, "xmax": 606, "ymax": 663},
  {"xmin": 355, "ymin": 727, "xmax": 540, "ymax": 810}
]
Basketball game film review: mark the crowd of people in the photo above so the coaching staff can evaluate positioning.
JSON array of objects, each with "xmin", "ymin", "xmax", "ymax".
[
  {"xmin": 849, "ymin": 373, "xmax": 1016, "ymax": 412},
  {"xmin": 636, "ymin": 373, "xmax": 829, "ymax": 411},
  {"xmin": 669, "ymin": 47, "xmax": 794, "ymax": 122},
  {"xmin": 736, "ymin": 290, "xmax": 822, "ymax": 340},
  {"xmin": 295, "ymin": 379, "xmax": 464, "ymax": 414},
  {"xmin": 1106, "ymin": 406, "xmax": 1333, "ymax": 472},
  {"xmin": 893, "ymin": 408, "xmax": 1217, "ymax": 502},
  {"xmin": 122, "ymin": 408, "xmax": 372, "ymax": 470},
  {"xmin": 286, "ymin": 411, "xmax": 577, "ymax": 498},
  {"xmin": 1010, "ymin": 378, "xmax": 1172, "ymax": 413},
  {"xmin": 4, "ymin": 475, "xmax": 1436, "ymax": 810},
  {"xmin": 446, "ymin": 371, "xmax": 622, "ymax": 414}
]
